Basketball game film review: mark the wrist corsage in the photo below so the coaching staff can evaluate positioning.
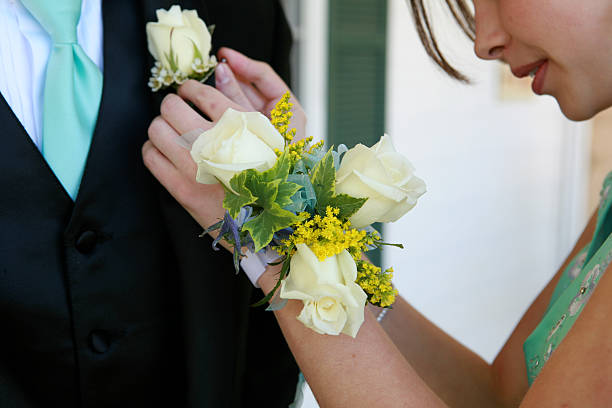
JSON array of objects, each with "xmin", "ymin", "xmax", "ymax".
[{"xmin": 188, "ymin": 94, "xmax": 425, "ymax": 337}]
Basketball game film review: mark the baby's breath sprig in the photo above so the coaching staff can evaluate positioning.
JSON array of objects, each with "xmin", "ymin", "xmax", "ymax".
[{"xmin": 356, "ymin": 261, "xmax": 398, "ymax": 308}]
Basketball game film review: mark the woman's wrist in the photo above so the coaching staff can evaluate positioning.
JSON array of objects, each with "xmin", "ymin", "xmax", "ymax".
[{"xmin": 257, "ymin": 263, "xmax": 283, "ymax": 296}]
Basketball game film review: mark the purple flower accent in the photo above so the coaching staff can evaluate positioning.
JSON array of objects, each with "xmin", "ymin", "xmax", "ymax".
[{"xmin": 212, "ymin": 211, "xmax": 242, "ymax": 273}]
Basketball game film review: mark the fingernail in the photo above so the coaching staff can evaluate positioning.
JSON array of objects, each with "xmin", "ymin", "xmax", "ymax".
[{"xmin": 216, "ymin": 63, "xmax": 229, "ymax": 85}]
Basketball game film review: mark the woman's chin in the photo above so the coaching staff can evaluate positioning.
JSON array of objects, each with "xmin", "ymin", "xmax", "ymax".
[
  {"xmin": 557, "ymin": 98, "xmax": 599, "ymax": 122},
  {"xmin": 555, "ymin": 89, "xmax": 612, "ymax": 122}
]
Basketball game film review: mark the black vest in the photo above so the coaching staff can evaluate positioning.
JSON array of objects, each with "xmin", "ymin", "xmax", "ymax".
[{"xmin": 0, "ymin": 1, "xmax": 297, "ymax": 407}]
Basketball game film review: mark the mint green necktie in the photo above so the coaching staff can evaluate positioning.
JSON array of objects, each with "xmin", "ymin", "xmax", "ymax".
[{"xmin": 21, "ymin": 0, "xmax": 103, "ymax": 200}]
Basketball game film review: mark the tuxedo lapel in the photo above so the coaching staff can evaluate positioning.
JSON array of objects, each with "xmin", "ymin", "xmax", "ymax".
[{"xmin": 0, "ymin": 93, "xmax": 71, "ymax": 203}]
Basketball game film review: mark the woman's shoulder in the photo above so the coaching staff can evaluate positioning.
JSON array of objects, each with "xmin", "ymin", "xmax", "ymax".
[{"xmin": 520, "ymin": 263, "xmax": 612, "ymax": 407}]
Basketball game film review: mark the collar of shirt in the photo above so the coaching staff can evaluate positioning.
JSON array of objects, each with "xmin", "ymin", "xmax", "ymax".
[{"xmin": 0, "ymin": 0, "xmax": 103, "ymax": 150}]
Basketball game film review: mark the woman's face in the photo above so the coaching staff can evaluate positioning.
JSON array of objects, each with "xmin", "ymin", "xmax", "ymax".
[{"xmin": 473, "ymin": 0, "xmax": 612, "ymax": 120}]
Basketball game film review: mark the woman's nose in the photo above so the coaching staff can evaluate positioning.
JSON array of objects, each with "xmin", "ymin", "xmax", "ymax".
[{"xmin": 473, "ymin": 0, "xmax": 511, "ymax": 60}]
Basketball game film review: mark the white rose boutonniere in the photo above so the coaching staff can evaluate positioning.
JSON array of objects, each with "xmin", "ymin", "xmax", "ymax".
[
  {"xmin": 146, "ymin": 5, "xmax": 217, "ymax": 91},
  {"xmin": 280, "ymin": 244, "xmax": 368, "ymax": 338},
  {"xmin": 335, "ymin": 134, "xmax": 426, "ymax": 229},
  {"xmin": 190, "ymin": 108, "xmax": 285, "ymax": 190}
]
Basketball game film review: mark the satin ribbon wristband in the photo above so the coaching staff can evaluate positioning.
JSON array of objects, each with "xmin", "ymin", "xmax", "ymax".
[{"xmin": 240, "ymin": 247, "xmax": 281, "ymax": 288}]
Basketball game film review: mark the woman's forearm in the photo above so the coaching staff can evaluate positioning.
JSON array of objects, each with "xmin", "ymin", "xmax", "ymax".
[
  {"xmin": 258, "ymin": 267, "xmax": 447, "ymax": 408},
  {"xmin": 374, "ymin": 298, "xmax": 503, "ymax": 408}
]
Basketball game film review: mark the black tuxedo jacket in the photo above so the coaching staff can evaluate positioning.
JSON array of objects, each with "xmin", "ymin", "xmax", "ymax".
[{"xmin": 0, "ymin": 1, "xmax": 297, "ymax": 407}]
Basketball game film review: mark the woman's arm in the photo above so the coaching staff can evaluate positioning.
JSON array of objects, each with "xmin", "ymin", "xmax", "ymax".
[
  {"xmin": 373, "ymin": 210, "xmax": 598, "ymax": 408},
  {"xmin": 257, "ymin": 268, "xmax": 448, "ymax": 408},
  {"xmin": 144, "ymin": 49, "xmax": 611, "ymax": 407}
]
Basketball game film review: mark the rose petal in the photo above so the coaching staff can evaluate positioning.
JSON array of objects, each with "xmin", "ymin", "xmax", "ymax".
[
  {"xmin": 156, "ymin": 5, "xmax": 184, "ymax": 26},
  {"xmin": 312, "ymin": 299, "xmax": 347, "ymax": 335},
  {"xmin": 336, "ymin": 144, "xmax": 375, "ymax": 181},
  {"xmin": 171, "ymin": 27, "xmax": 202, "ymax": 73},
  {"xmin": 195, "ymin": 159, "xmax": 268, "ymax": 188},
  {"xmin": 182, "ymin": 9, "xmax": 212, "ymax": 57},
  {"xmin": 146, "ymin": 23, "xmax": 171, "ymax": 66},
  {"xmin": 243, "ymin": 112, "xmax": 285, "ymax": 152}
]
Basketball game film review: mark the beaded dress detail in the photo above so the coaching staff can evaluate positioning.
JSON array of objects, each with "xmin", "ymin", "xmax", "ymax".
[{"xmin": 523, "ymin": 172, "xmax": 612, "ymax": 384}]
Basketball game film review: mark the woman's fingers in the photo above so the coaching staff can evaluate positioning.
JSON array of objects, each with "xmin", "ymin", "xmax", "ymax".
[
  {"xmin": 215, "ymin": 62, "xmax": 255, "ymax": 110},
  {"xmin": 142, "ymin": 140, "xmax": 189, "ymax": 201},
  {"xmin": 178, "ymin": 79, "xmax": 246, "ymax": 122},
  {"xmin": 218, "ymin": 47, "xmax": 290, "ymax": 101},
  {"xmin": 238, "ymin": 80, "xmax": 266, "ymax": 112},
  {"xmin": 147, "ymin": 115, "xmax": 197, "ymax": 177},
  {"xmin": 143, "ymin": 141, "xmax": 226, "ymax": 230},
  {"xmin": 160, "ymin": 93, "xmax": 211, "ymax": 135}
]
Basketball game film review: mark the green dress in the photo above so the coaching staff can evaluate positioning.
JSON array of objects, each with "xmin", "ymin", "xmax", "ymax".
[{"xmin": 523, "ymin": 172, "xmax": 612, "ymax": 384}]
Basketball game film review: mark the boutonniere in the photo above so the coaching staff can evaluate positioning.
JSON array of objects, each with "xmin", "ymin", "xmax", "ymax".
[{"xmin": 146, "ymin": 5, "xmax": 217, "ymax": 92}]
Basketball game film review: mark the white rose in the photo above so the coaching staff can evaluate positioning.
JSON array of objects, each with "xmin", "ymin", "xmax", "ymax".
[
  {"xmin": 190, "ymin": 108, "xmax": 285, "ymax": 189},
  {"xmin": 280, "ymin": 244, "xmax": 367, "ymax": 338},
  {"xmin": 146, "ymin": 5, "xmax": 211, "ymax": 74},
  {"xmin": 336, "ymin": 134, "xmax": 426, "ymax": 229}
]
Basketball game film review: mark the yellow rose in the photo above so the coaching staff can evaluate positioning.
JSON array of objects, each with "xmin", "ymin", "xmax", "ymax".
[
  {"xmin": 190, "ymin": 108, "xmax": 285, "ymax": 190},
  {"xmin": 336, "ymin": 134, "xmax": 426, "ymax": 229},
  {"xmin": 146, "ymin": 5, "xmax": 212, "ymax": 74},
  {"xmin": 280, "ymin": 244, "xmax": 367, "ymax": 338}
]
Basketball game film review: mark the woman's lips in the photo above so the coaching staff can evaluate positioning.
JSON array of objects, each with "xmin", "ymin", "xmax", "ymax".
[
  {"xmin": 511, "ymin": 59, "xmax": 549, "ymax": 95},
  {"xmin": 531, "ymin": 61, "xmax": 548, "ymax": 95}
]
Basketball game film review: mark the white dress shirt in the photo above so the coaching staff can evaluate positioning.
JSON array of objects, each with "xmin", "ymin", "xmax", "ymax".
[{"xmin": 0, "ymin": 0, "xmax": 103, "ymax": 150}]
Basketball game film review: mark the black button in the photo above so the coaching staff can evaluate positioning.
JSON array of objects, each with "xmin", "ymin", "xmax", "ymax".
[
  {"xmin": 75, "ymin": 230, "xmax": 97, "ymax": 253},
  {"xmin": 88, "ymin": 330, "xmax": 111, "ymax": 354}
]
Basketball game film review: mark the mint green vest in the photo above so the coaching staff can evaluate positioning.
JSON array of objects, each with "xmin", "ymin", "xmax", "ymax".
[{"xmin": 524, "ymin": 171, "xmax": 612, "ymax": 384}]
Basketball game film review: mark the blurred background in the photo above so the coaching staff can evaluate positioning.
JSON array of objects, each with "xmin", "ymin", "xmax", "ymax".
[{"xmin": 279, "ymin": 1, "xmax": 612, "ymax": 406}]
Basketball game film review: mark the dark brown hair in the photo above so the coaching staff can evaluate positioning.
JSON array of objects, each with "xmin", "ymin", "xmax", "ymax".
[{"xmin": 409, "ymin": 0, "xmax": 476, "ymax": 82}]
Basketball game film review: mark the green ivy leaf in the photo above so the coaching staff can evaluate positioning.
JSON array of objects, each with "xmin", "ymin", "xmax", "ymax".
[
  {"xmin": 244, "ymin": 204, "xmax": 305, "ymax": 252},
  {"xmin": 309, "ymin": 148, "xmax": 367, "ymax": 219},
  {"xmin": 276, "ymin": 181, "xmax": 302, "ymax": 209},
  {"xmin": 223, "ymin": 171, "xmax": 257, "ymax": 218},
  {"xmin": 261, "ymin": 150, "xmax": 291, "ymax": 183},
  {"xmin": 310, "ymin": 149, "xmax": 336, "ymax": 213},
  {"xmin": 248, "ymin": 177, "xmax": 280, "ymax": 209},
  {"xmin": 327, "ymin": 194, "xmax": 368, "ymax": 220}
]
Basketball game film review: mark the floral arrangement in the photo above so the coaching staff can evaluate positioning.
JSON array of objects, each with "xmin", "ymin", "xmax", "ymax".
[
  {"xmin": 146, "ymin": 5, "xmax": 217, "ymax": 91},
  {"xmin": 189, "ymin": 93, "xmax": 426, "ymax": 338}
]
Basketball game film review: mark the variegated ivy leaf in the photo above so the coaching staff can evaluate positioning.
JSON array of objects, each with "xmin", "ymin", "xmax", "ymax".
[
  {"xmin": 310, "ymin": 149, "xmax": 367, "ymax": 220},
  {"xmin": 223, "ymin": 170, "xmax": 257, "ymax": 219},
  {"xmin": 327, "ymin": 193, "xmax": 367, "ymax": 220},
  {"xmin": 261, "ymin": 150, "xmax": 291, "ymax": 182},
  {"xmin": 244, "ymin": 204, "xmax": 306, "ymax": 252}
]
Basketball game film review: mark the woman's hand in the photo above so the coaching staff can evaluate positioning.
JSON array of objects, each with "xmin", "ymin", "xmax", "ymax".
[
  {"xmin": 143, "ymin": 49, "xmax": 306, "ymax": 252},
  {"xmin": 215, "ymin": 47, "xmax": 307, "ymax": 140},
  {"xmin": 142, "ymin": 81, "xmax": 251, "ymax": 251}
]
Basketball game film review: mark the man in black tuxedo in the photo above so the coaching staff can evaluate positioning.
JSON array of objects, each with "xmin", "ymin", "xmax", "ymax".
[{"xmin": 0, "ymin": 1, "xmax": 298, "ymax": 406}]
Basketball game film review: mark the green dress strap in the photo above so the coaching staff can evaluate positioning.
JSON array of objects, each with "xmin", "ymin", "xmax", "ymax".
[{"xmin": 523, "ymin": 171, "xmax": 612, "ymax": 385}]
